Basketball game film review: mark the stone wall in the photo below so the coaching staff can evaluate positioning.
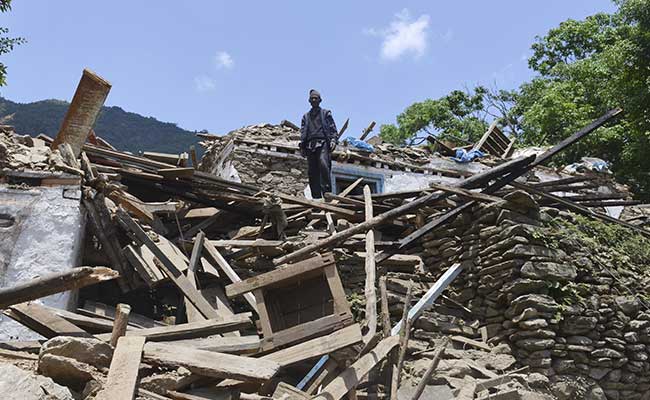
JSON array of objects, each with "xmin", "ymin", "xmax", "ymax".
[{"xmin": 346, "ymin": 191, "xmax": 650, "ymax": 400}]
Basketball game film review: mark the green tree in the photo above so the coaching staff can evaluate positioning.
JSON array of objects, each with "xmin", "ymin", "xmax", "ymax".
[
  {"xmin": 0, "ymin": 0, "xmax": 25, "ymax": 86},
  {"xmin": 515, "ymin": 0, "xmax": 650, "ymax": 196},
  {"xmin": 379, "ymin": 87, "xmax": 490, "ymax": 146}
]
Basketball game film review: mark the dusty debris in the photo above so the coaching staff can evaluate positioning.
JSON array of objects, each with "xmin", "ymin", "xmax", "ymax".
[{"xmin": 0, "ymin": 78, "xmax": 646, "ymax": 400}]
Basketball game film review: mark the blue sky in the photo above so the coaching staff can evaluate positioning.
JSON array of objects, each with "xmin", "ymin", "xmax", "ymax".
[{"xmin": 0, "ymin": 1, "xmax": 616, "ymax": 139}]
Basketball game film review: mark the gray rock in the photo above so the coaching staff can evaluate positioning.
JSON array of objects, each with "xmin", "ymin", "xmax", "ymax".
[
  {"xmin": 592, "ymin": 348, "xmax": 625, "ymax": 359},
  {"xmin": 519, "ymin": 318, "xmax": 549, "ymax": 330},
  {"xmin": 506, "ymin": 294, "xmax": 559, "ymax": 318},
  {"xmin": 40, "ymin": 336, "xmax": 113, "ymax": 369},
  {"xmin": 38, "ymin": 354, "xmax": 101, "ymax": 392},
  {"xmin": 629, "ymin": 320, "xmax": 650, "ymax": 330},
  {"xmin": 586, "ymin": 385, "xmax": 607, "ymax": 400},
  {"xmin": 515, "ymin": 338, "xmax": 555, "ymax": 351},
  {"xmin": 0, "ymin": 364, "xmax": 73, "ymax": 400},
  {"xmin": 567, "ymin": 336, "xmax": 593, "ymax": 346},
  {"xmin": 521, "ymin": 261, "xmax": 577, "ymax": 281},
  {"xmin": 561, "ymin": 315, "xmax": 598, "ymax": 335}
]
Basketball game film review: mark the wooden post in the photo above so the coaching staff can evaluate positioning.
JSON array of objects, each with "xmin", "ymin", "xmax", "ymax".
[
  {"xmin": 363, "ymin": 185, "xmax": 377, "ymax": 343},
  {"xmin": 359, "ymin": 121, "xmax": 376, "ymax": 141},
  {"xmin": 379, "ymin": 276, "xmax": 393, "ymax": 393},
  {"xmin": 410, "ymin": 337, "xmax": 449, "ymax": 400},
  {"xmin": 110, "ymin": 304, "xmax": 131, "ymax": 347},
  {"xmin": 0, "ymin": 267, "xmax": 119, "ymax": 309},
  {"xmin": 52, "ymin": 69, "xmax": 112, "ymax": 157},
  {"xmin": 391, "ymin": 283, "xmax": 413, "ymax": 400}
]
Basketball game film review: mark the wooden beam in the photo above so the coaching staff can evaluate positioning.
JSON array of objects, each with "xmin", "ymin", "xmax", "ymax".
[
  {"xmin": 512, "ymin": 182, "xmax": 650, "ymax": 238},
  {"xmin": 274, "ymin": 156, "xmax": 535, "ymax": 265},
  {"xmin": 109, "ymin": 304, "xmax": 131, "ymax": 347},
  {"xmin": 410, "ymin": 337, "xmax": 449, "ymax": 400},
  {"xmin": 226, "ymin": 253, "xmax": 336, "ymax": 297},
  {"xmin": 6, "ymin": 303, "xmax": 93, "ymax": 339},
  {"xmin": 363, "ymin": 185, "xmax": 377, "ymax": 344},
  {"xmin": 157, "ymin": 167, "xmax": 195, "ymax": 179},
  {"xmin": 0, "ymin": 267, "xmax": 118, "ymax": 309},
  {"xmin": 208, "ymin": 239, "xmax": 284, "ymax": 249},
  {"xmin": 96, "ymin": 336, "xmax": 145, "ymax": 400},
  {"xmin": 143, "ymin": 342, "xmax": 280, "ymax": 382},
  {"xmin": 203, "ymin": 240, "xmax": 258, "ymax": 313},
  {"xmin": 530, "ymin": 108, "xmax": 623, "ymax": 168},
  {"xmin": 96, "ymin": 314, "xmax": 252, "ymax": 342},
  {"xmin": 337, "ymin": 118, "xmax": 350, "ymax": 139},
  {"xmin": 263, "ymin": 323, "xmax": 363, "ymax": 367},
  {"xmin": 391, "ymin": 284, "xmax": 413, "ymax": 399},
  {"xmin": 186, "ymin": 232, "xmax": 206, "ymax": 323},
  {"xmin": 276, "ymin": 193, "xmax": 358, "ymax": 220},
  {"xmin": 162, "ymin": 335, "xmax": 260, "ymax": 354},
  {"xmin": 312, "ymin": 336, "xmax": 400, "ymax": 400},
  {"xmin": 115, "ymin": 208, "xmax": 221, "ymax": 320},
  {"xmin": 359, "ymin": 121, "xmax": 376, "ymax": 141},
  {"xmin": 51, "ymin": 69, "xmax": 111, "ymax": 157}
]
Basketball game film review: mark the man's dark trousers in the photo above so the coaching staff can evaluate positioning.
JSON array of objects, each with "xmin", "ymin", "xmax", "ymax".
[{"xmin": 306, "ymin": 143, "xmax": 332, "ymax": 199}]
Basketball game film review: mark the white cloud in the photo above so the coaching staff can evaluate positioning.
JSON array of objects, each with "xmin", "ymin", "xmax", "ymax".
[
  {"xmin": 214, "ymin": 51, "xmax": 234, "ymax": 69},
  {"xmin": 368, "ymin": 9, "xmax": 430, "ymax": 61},
  {"xmin": 194, "ymin": 75, "xmax": 216, "ymax": 92}
]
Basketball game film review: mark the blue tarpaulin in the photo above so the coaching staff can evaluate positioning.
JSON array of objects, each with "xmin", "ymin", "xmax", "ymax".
[
  {"xmin": 451, "ymin": 148, "xmax": 485, "ymax": 163},
  {"xmin": 345, "ymin": 138, "xmax": 375, "ymax": 153}
]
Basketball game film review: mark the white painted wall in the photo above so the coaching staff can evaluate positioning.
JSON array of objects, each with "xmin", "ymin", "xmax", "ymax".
[{"xmin": 0, "ymin": 184, "xmax": 85, "ymax": 340}]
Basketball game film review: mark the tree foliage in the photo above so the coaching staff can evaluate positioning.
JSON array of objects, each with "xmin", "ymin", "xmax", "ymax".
[
  {"xmin": 0, "ymin": 0, "xmax": 25, "ymax": 86},
  {"xmin": 379, "ymin": 87, "xmax": 490, "ymax": 146},
  {"xmin": 515, "ymin": 0, "xmax": 650, "ymax": 196},
  {"xmin": 383, "ymin": 0, "xmax": 650, "ymax": 197}
]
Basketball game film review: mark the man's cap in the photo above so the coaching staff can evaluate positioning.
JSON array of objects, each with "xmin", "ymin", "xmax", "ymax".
[{"xmin": 309, "ymin": 89, "xmax": 321, "ymax": 99}]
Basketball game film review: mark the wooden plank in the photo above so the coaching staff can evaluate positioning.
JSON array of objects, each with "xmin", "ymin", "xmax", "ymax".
[
  {"xmin": 0, "ymin": 347, "xmax": 38, "ymax": 360},
  {"xmin": 182, "ymin": 210, "xmax": 224, "ymax": 240},
  {"xmin": 158, "ymin": 167, "xmax": 195, "ymax": 179},
  {"xmin": 337, "ymin": 118, "xmax": 350, "ymax": 139},
  {"xmin": 109, "ymin": 191, "xmax": 155, "ymax": 223},
  {"xmin": 274, "ymin": 156, "xmax": 536, "ymax": 265},
  {"xmin": 42, "ymin": 305, "xmax": 119, "ymax": 333},
  {"xmin": 226, "ymin": 253, "xmax": 335, "ymax": 297},
  {"xmin": 312, "ymin": 336, "xmax": 400, "ymax": 400},
  {"xmin": 359, "ymin": 121, "xmax": 376, "ymax": 141},
  {"xmin": 263, "ymin": 312, "xmax": 353, "ymax": 351},
  {"xmin": 273, "ymin": 382, "xmax": 310, "ymax": 400},
  {"xmin": 162, "ymin": 335, "xmax": 260, "ymax": 354},
  {"xmin": 186, "ymin": 232, "xmax": 206, "ymax": 323},
  {"xmin": 410, "ymin": 337, "xmax": 449, "ymax": 400},
  {"xmin": 203, "ymin": 240, "xmax": 258, "ymax": 313},
  {"xmin": 512, "ymin": 182, "xmax": 650, "ymax": 239},
  {"xmin": 96, "ymin": 314, "xmax": 252, "ymax": 342},
  {"xmin": 363, "ymin": 185, "xmax": 377, "ymax": 343},
  {"xmin": 0, "ymin": 267, "xmax": 118, "ymax": 309},
  {"xmin": 7, "ymin": 303, "xmax": 93, "ymax": 338},
  {"xmin": 391, "ymin": 263, "xmax": 463, "ymax": 335},
  {"xmin": 208, "ymin": 239, "xmax": 284, "ymax": 249},
  {"xmin": 391, "ymin": 284, "xmax": 413, "ymax": 399},
  {"xmin": 275, "ymin": 193, "xmax": 358, "ymax": 219},
  {"xmin": 184, "ymin": 207, "xmax": 220, "ymax": 219},
  {"xmin": 474, "ymin": 366, "xmax": 529, "ymax": 392},
  {"xmin": 264, "ymin": 323, "xmax": 363, "ymax": 367},
  {"xmin": 143, "ymin": 342, "xmax": 280, "ymax": 382},
  {"xmin": 427, "ymin": 183, "xmax": 501, "ymax": 203},
  {"xmin": 80, "ymin": 300, "xmax": 166, "ymax": 328},
  {"xmin": 124, "ymin": 245, "xmax": 165, "ymax": 287},
  {"xmin": 450, "ymin": 335, "xmax": 491, "ymax": 352},
  {"xmin": 116, "ymin": 208, "xmax": 221, "ymax": 320},
  {"xmin": 109, "ymin": 304, "xmax": 131, "ymax": 346},
  {"xmin": 97, "ymin": 336, "xmax": 145, "ymax": 400}
]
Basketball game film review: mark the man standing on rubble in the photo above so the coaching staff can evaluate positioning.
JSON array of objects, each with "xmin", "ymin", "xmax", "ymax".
[{"xmin": 299, "ymin": 89, "xmax": 338, "ymax": 200}]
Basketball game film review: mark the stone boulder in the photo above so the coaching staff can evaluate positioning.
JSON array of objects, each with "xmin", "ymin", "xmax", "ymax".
[
  {"xmin": 521, "ymin": 261, "xmax": 577, "ymax": 282},
  {"xmin": 38, "ymin": 354, "xmax": 103, "ymax": 392},
  {"xmin": 39, "ymin": 336, "xmax": 113, "ymax": 369},
  {"xmin": 0, "ymin": 363, "xmax": 73, "ymax": 400}
]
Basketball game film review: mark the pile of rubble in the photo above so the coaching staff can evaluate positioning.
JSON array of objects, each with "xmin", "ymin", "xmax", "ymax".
[{"xmin": 3, "ymin": 72, "xmax": 650, "ymax": 400}]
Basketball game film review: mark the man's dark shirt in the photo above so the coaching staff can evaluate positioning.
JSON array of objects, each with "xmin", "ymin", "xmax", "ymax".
[{"xmin": 300, "ymin": 107, "xmax": 337, "ymax": 150}]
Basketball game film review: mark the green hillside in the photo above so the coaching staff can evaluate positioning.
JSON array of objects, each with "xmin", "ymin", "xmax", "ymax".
[{"xmin": 0, "ymin": 97, "xmax": 202, "ymax": 154}]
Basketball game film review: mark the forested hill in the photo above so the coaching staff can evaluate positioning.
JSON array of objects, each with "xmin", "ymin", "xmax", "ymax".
[{"xmin": 0, "ymin": 97, "xmax": 201, "ymax": 154}]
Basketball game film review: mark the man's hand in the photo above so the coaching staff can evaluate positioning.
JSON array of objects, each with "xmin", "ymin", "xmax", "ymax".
[{"xmin": 329, "ymin": 139, "xmax": 338, "ymax": 152}]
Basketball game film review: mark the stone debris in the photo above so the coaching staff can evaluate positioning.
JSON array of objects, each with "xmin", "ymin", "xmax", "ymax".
[{"xmin": 0, "ymin": 90, "xmax": 646, "ymax": 400}]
